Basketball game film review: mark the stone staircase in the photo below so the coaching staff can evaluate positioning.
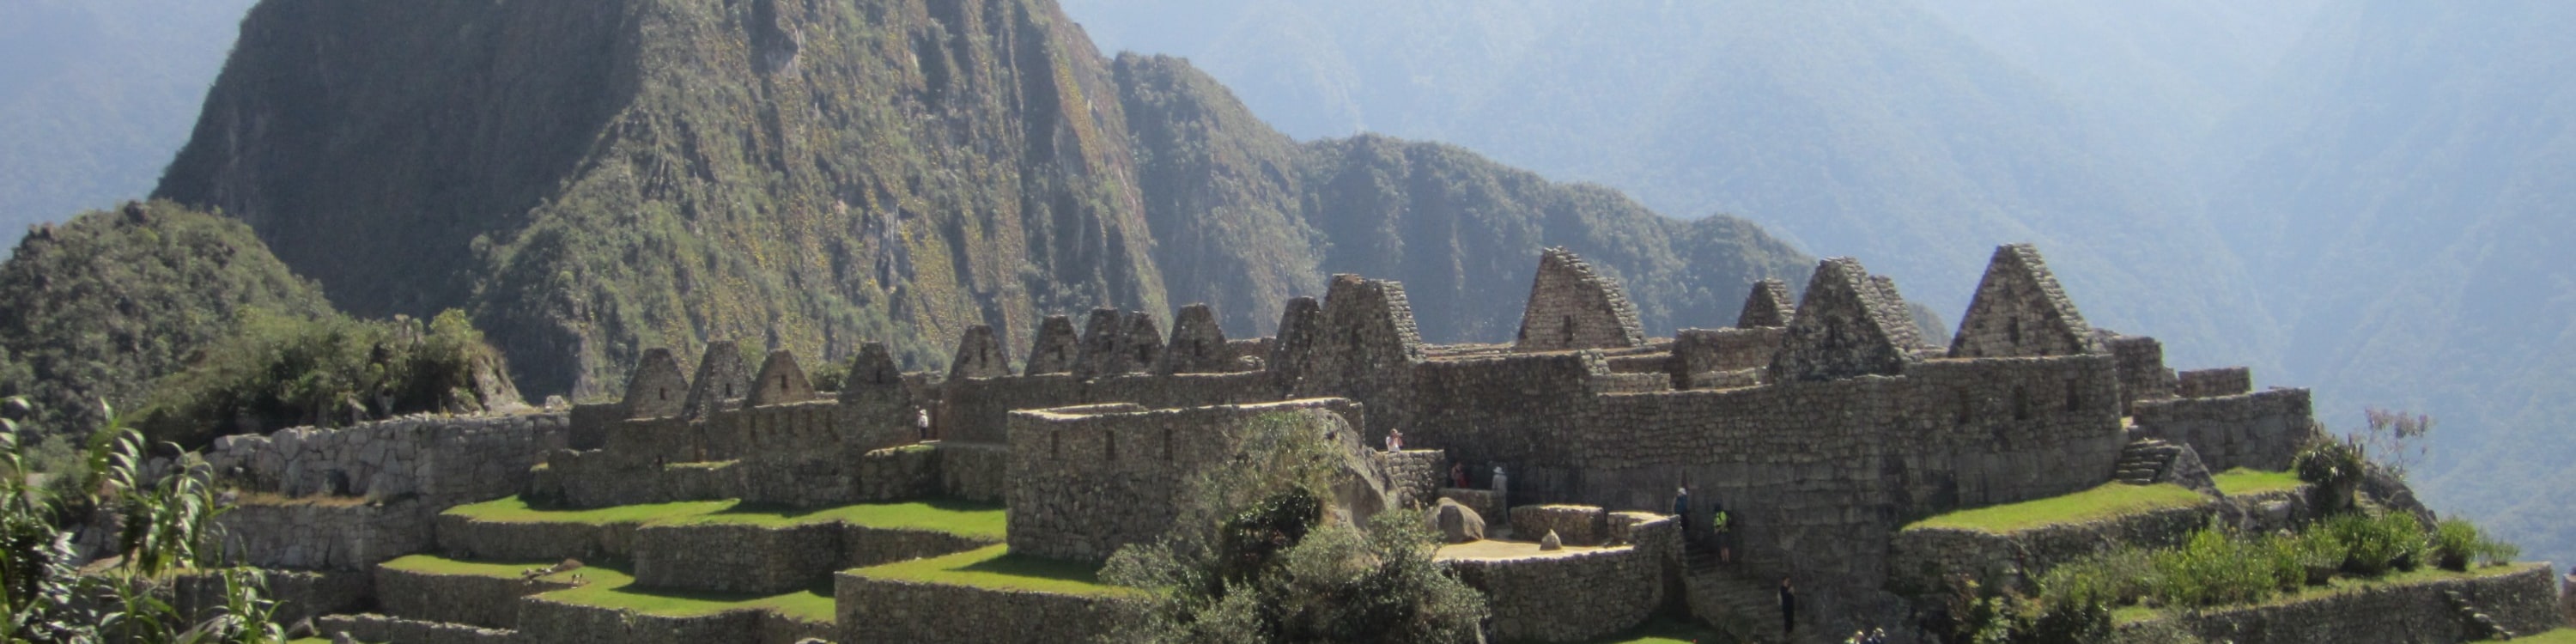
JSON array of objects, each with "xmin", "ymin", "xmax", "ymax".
[
  {"xmin": 2113, "ymin": 439, "xmax": 2184, "ymax": 485},
  {"xmin": 2443, "ymin": 589, "xmax": 2518, "ymax": 641},
  {"xmin": 1680, "ymin": 539, "xmax": 1812, "ymax": 644}
]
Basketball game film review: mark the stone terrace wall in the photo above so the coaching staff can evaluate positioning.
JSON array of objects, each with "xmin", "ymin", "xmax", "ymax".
[
  {"xmin": 217, "ymin": 498, "xmax": 433, "ymax": 570},
  {"xmin": 629, "ymin": 520, "xmax": 992, "ymax": 595},
  {"xmin": 2151, "ymin": 564, "xmax": 2560, "ymax": 644},
  {"xmin": 1887, "ymin": 501, "xmax": 2220, "ymax": 596},
  {"xmin": 317, "ymin": 614, "xmax": 516, "ymax": 644},
  {"xmin": 937, "ymin": 371, "xmax": 1278, "ymax": 446},
  {"xmin": 205, "ymin": 413, "xmax": 568, "ymax": 507},
  {"xmin": 2177, "ymin": 367, "xmax": 2254, "ymax": 398},
  {"xmin": 375, "ymin": 566, "xmax": 572, "ymax": 629},
  {"xmin": 835, "ymin": 574, "xmax": 1116, "ymax": 644},
  {"xmin": 1448, "ymin": 514, "xmax": 1679, "ymax": 642},
  {"xmin": 1007, "ymin": 398, "xmax": 1364, "ymax": 561},
  {"xmin": 1670, "ymin": 327, "xmax": 1783, "ymax": 389},
  {"xmin": 534, "ymin": 442, "xmax": 939, "ymax": 510},
  {"xmin": 2131, "ymin": 388, "xmax": 2313, "ymax": 471}
]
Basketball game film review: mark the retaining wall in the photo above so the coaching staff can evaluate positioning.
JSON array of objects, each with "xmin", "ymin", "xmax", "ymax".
[
  {"xmin": 2131, "ymin": 388, "xmax": 2313, "ymax": 472},
  {"xmin": 834, "ymin": 574, "xmax": 1117, "ymax": 644}
]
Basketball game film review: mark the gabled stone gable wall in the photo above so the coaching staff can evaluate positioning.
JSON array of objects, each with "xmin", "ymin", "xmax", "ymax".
[
  {"xmin": 1948, "ymin": 244, "xmax": 2099, "ymax": 359},
  {"xmin": 1157, "ymin": 303, "xmax": 1232, "ymax": 374},
  {"xmin": 946, "ymin": 325, "xmax": 1013, "ymax": 380},
  {"xmin": 1022, "ymin": 315, "xmax": 1079, "ymax": 375},
  {"xmin": 1770, "ymin": 258, "xmax": 1917, "ymax": 382},
  {"xmin": 1512, "ymin": 247, "xmax": 1648, "ymax": 352},
  {"xmin": 1737, "ymin": 278, "xmax": 1795, "ymax": 328},
  {"xmin": 620, "ymin": 348, "xmax": 690, "ymax": 419},
  {"xmin": 744, "ymin": 349, "xmax": 816, "ymax": 407},
  {"xmin": 1868, "ymin": 275, "xmax": 1929, "ymax": 351},
  {"xmin": 681, "ymin": 342, "xmax": 750, "ymax": 421}
]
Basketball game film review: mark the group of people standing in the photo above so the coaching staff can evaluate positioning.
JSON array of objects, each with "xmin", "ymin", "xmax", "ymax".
[{"xmin": 1672, "ymin": 487, "xmax": 1734, "ymax": 562}]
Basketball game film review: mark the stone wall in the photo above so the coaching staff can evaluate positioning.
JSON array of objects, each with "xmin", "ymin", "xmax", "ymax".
[
  {"xmin": 217, "ymin": 498, "xmax": 433, "ymax": 570},
  {"xmin": 2177, "ymin": 367, "xmax": 2254, "ymax": 398},
  {"xmin": 2105, "ymin": 335, "xmax": 2178, "ymax": 414},
  {"xmin": 1513, "ymin": 247, "xmax": 1647, "ymax": 352},
  {"xmin": 2131, "ymin": 388, "xmax": 2313, "ymax": 471},
  {"xmin": 834, "ymin": 574, "xmax": 1118, "ymax": 644},
  {"xmin": 1448, "ymin": 514, "xmax": 1679, "ymax": 642},
  {"xmin": 170, "ymin": 568, "xmax": 371, "ymax": 627},
  {"xmin": 204, "ymin": 412, "xmax": 568, "ymax": 507},
  {"xmin": 376, "ymin": 566, "xmax": 571, "ymax": 629},
  {"xmin": 937, "ymin": 441, "xmax": 1010, "ymax": 502},
  {"xmin": 1670, "ymin": 327, "xmax": 1783, "ymax": 389},
  {"xmin": 1379, "ymin": 448, "xmax": 1448, "ymax": 507},
  {"xmin": 435, "ymin": 507, "xmax": 644, "ymax": 562},
  {"xmin": 632, "ymin": 522, "xmax": 845, "ymax": 594},
  {"xmin": 1509, "ymin": 505, "xmax": 1610, "ymax": 545},
  {"xmin": 1769, "ymin": 258, "xmax": 1917, "ymax": 382},
  {"xmin": 1887, "ymin": 501, "xmax": 2220, "ymax": 596},
  {"xmin": 2142, "ymin": 564, "xmax": 2561, "ymax": 644},
  {"xmin": 1006, "ymin": 398, "xmax": 1366, "ymax": 561},
  {"xmin": 318, "ymin": 614, "xmax": 517, "ymax": 644},
  {"xmin": 513, "ymin": 595, "xmax": 828, "ymax": 644}
]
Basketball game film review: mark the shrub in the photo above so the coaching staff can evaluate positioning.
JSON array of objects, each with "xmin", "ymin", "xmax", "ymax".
[
  {"xmin": 2148, "ymin": 527, "xmax": 2284, "ymax": 607},
  {"xmin": 136, "ymin": 308, "xmax": 517, "ymax": 447},
  {"xmin": 2324, "ymin": 511, "xmax": 2426, "ymax": 576},
  {"xmin": 2293, "ymin": 438, "xmax": 2366, "ymax": 513},
  {"xmin": 2430, "ymin": 519, "xmax": 2520, "ymax": 571}
]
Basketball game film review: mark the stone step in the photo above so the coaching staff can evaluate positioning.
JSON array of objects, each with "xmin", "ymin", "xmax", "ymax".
[{"xmin": 315, "ymin": 613, "xmax": 515, "ymax": 644}]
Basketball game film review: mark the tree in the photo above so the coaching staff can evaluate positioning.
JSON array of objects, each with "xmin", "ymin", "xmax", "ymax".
[{"xmin": 1098, "ymin": 412, "xmax": 1487, "ymax": 643}]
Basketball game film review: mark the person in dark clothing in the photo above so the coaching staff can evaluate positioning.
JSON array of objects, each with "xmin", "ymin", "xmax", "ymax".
[
  {"xmin": 1779, "ymin": 577, "xmax": 1797, "ymax": 635},
  {"xmin": 1672, "ymin": 487, "xmax": 1692, "ymax": 541}
]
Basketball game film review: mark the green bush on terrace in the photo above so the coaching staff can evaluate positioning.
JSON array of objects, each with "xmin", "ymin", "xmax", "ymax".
[
  {"xmin": 443, "ymin": 495, "xmax": 1005, "ymax": 539},
  {"xmin": 1907, "ymin": 483, "xmax": 2207, "ymax": 534}
]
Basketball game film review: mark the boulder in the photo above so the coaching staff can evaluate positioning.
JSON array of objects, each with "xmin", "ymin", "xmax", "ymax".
[
  {"xmin": 1431, "ymin": 498, "xmax": 1485, "ymax": 544},
  {"xmin": 1540, "ymin": 529, "xmax": 1564, "ymax": 550}
]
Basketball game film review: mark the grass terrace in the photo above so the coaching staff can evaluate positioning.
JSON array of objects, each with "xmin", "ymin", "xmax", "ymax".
[
  {"xmin": 2115, "ymin": 562, "xmax": 2545, "ymax": 623},
  {"xmin": 845, "ymin": 544, "xmax": 1132, "ymax": 597},
  {"xmin": 443, "ymin": 495, "xmax": 1005, "ymax": 538},
  {"xmin": 2212, "ymin": 468, "xmax": 2305, "ymax": 496},
  {"xmin": 1905, "ymin": 483, "xmax": 2208, "ymax": 534},
  {"xmin": 1556, "ymin": 617, "xmax": 1728, "ymax": 644},
  {"xmin": 380, "ymin": 554, "xmax": 834, "ymax": 623},
  {"xmin": 2517, "ymin": 628, "xmax": 2576, "ymax": 643}
]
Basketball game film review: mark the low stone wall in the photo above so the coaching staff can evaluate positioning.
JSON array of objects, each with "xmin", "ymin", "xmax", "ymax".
[
  {"xmin": 840, "ymin": 524, "xmax": 994, "ymax": 568},
  {"xmin": 537, "ymin": 442, "xmax": 944, "ymax": 510},
  {"xmin": 2176, "ymin": 368, "xmax": 2253, "ymax": 398},
  {"xmin": 633, "ymin": 522, "xmax": 845, "ymax": 594},
  {"xmin": 2131, "ymin": 388, "xmax": 2313, "ymax": 472},
  {"xmin": 1380, "ymin": 449, "xmax": 1447, "ymax": 507},
  {"xmin": 938, "ymin": 441, "xmax": 1010, "ymax": 503},
  {"xmin": 318, "ymin": 613, "xmax": 517, "ymax": 644},
  {"xmin": 1510, "ymin": 505, "xmax": 1610, "ymax": 545},
  {"xmin": 1887, "ymin": 501, "xmax": 2219, "ymax": 596},
  {"xmin": 169, "ymin": 568, "xmax": 371, "ymax": 627},
  {"xmin": 205, "ymin": 412, "xmax": 568, "ymax": 507},
  {"xmin": 1439, "ymin": 488, "xmax": 1504, "ymax": 526},
  {"xmin": 835, "ymin": 574, "xmax": 1118, "ymax": 644},
  {"xmin": 434, "ymin": 513, "xmax": 641, "ymax": 562},
  {"xmin": 849, "ymin": 444, "xmax": 940, "ymax": 501},
  {"xmin": 513, "ymin": 596, "xmax": 766, "ymax": 644},
  {"xmin": 2136, "ymin": 564, "xmax": 2561, "ymax": 644},
  {"xmin": 218, "ymin": 498, "xmax": 433, "ymax": 570},
  {"xmin": 375, "ymin": 566, "xmax": 570, "ymax": 629},
  {"xmin": 1447, "ymin": 543, "xmax": 1666, "ymax": 641}
]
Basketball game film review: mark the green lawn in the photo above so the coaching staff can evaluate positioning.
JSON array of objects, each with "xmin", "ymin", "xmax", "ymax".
[
  {"xmin": 2117, "ymin": 562, "xmax": 2543, "ymax": 622},
  {"xmin": 2211, "ymin": 468, "xmax": 2305, "ymax": 496},
  {"xmin": 380, "ymin": 554, "xmax": 833, "ymax": 623},
  {"xmin": 1905, "ymin": 483, "xmax": 2208, "ymax": 534},
  {"xmin": 1546, "ymin": 617, "xmax": 1727, "ymax": 643},
  {"xmin": 2513, "ymin": 628, "xmax": 2576, "ymax": 643},
  {"xmin": 443, "ymin": 495, "xmax": 1005, "ymax": 538},
  {"xmin": 846, "ymin": 544, "xmax": 1133, "ymax": 597}
]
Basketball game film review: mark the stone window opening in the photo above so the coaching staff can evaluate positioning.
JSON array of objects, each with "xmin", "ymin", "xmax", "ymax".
[
  {"xmin": 1560, "ymin": 316, "xmax": 1575, "ymax": 346},
  {"xmin": 2012, "ymin": 386, "xmax": 2031, "ymax": 421},
  {"xmin": 2064, "ymin": 380, "xmax": 2081, "ymax": 412},
  {"xmin": 1163, "ymin": 428, "xmax": 1174, "ymax": 460},
  {"xmin": 724, "ymin": 383, "xmax": 734, "ymax": 398},
  {"xmin": 1135, "ymin": 344, "xmax": 1151, "ymax": 365},
  {"xmin": 2007, "ymin": 318, "xmax": 2022, "ymax": 345},
  {"xmin": 1050, "ymin": 432, "xmax": 1060, "ymax": 459},
  {"xmin": 659, "ymin": 388, "xmax": 667, "ymax": 401},
  {"xmin": 1954, "ymin": 389, "xmax": 1972, "ymax": 426},
  {"xmin": 1106, "ymin": 431, "xmax": 1118, "ymax": 462}
]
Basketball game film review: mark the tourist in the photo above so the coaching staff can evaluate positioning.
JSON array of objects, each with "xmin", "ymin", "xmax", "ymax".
[
  {"xmin": 1450, "ymin": 461, "xmax": 1468, "ymax": 489},
  {"xmin": 1672, "ymin": 487, "xmax": 1692, "ymax": 540},
  {"xmin": 1492, "ymin": 465, "xmax": 1509, "ymax": 511},
  {"xmin": 915, "ymin": 408, "xmax": 931, "ymax": 441},
  {"xmin": 1711, "ymin": 500, "xmax": 1733, "ymax": 562},
  {"xmin": 1871, "ymin": 627, "xmax": 1888, "ymax": 643},
  {"xmin": 1779, "ymin": 577, "xmax": 1797, "ymax": 635},
  {"xmin": 1388, "ymin": 428, "xmax": 1405, "ymax": 452}
]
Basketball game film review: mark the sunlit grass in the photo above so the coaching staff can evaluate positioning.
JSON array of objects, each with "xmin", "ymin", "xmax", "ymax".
[
  {"xmin": 2212, "ymin": 468, "xmax": 2304, "ymax": 497},
  {"xmin": 1905, "ymin": 483, "xmax": 2208, "ymax": 534},
  {"xmin": 1552, "ymin": 617, "xmax": 1727, "ymax": 643},
  {"xmin": 845, "ymin": 544, "xmax": 1131, "ymax": 597},
  {"xmin": 442, "ymin": 495, "xmax": 1005, "ymax": 538},
  {"xmin": 380, "ymin": 554, "xmax": 832, "ymax": 623}
]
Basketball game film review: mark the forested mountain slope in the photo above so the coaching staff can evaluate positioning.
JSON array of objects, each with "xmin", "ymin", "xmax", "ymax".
[{"xmin": 153, "ymin": 0, "xmax": 1807, "ymax": 398}]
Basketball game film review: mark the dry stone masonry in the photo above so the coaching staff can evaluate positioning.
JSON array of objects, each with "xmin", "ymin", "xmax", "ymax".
[{"xmin": 196, "ymin": 244, "xmax": 2498, "ymax": 644}]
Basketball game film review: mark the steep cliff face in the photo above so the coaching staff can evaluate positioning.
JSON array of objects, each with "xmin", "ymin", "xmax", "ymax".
[{"xmin": 156, "ymin": 0, "xmax": 1807, "ymax": 398}]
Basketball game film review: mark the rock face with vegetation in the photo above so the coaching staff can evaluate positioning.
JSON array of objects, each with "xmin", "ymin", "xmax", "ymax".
[
  {"xmin": 0, "ymin": 201, "xmax": 331, "ymax": 434},
  {"xmin": 152, "ymin": 0, "xmax": 1807, "ymax": 398}
]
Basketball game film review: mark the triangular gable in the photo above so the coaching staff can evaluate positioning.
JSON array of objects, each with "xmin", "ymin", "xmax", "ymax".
[
  {"xmin": 1736, "ymin": 279, "xmax": 1795, "ymax": 328},
  {"xmin": 1121, "ymin": 311, "xmax": 1164, "ymax": 374},
  {"xmin": 1869, "ymin": 275, "xmax": 1927, "ymax": 350},
  {"xmin": 1024, "ymin": 315, "xmax": 1079, "ymax": 375},
  {"xmin": 1160, "ymin": 303, "xmax": 1231, "ymax": 374},
  {"xmin": 1768, "ymin": 258, "xmax": 1916, "ymax": 382},
  {"xmin": 1947, "ymin": 244, "xmax": 2099, "ymax": 358},
  {"xmin": 681, "ymin": 340, "xmax": 750, "ymax": 418},
  {"xmin": 947, "ymin": 325, "xmax": 1012, "ymax": 380},
  {"xmin": 1512, "ymin": 247, "xmax": 1647, "ymax": 351},
  {"xmin": 1074, "ymin": 308, "xmax": 1128, "ymax": 378},
  {"xmin": 835, "ymin": 342, "xmax": 908, "ymax": 406},
  {"xmin": 746, "ymin": 349, "xmax": 816, "ymax": 407},
  {"xmin": 620, "ymin": 348, "xmax": 690, "ymax": 419}
]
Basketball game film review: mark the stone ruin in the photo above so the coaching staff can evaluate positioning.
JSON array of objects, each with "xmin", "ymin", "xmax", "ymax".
[{"xmin": 182, "ymin": 243, "xmax": 2555, "ymax": 644}]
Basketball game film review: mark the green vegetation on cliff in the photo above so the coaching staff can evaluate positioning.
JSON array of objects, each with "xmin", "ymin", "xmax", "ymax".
[
  {"xmin": 132, "ymin": 307, "xmax": 522, "ymax": 447},
  {"xmin": 0, "ymin": 201, "xmax": 331, "ymax": 435},
  {"xmin": 151, "ymin": 0, "xmax": 1810, "ymax": 400}
]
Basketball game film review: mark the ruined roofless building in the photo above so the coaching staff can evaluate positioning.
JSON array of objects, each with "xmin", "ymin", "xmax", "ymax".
[{"xmin": 546, "ymin": 243, "xmax": 2322, "ymax": 642}]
